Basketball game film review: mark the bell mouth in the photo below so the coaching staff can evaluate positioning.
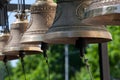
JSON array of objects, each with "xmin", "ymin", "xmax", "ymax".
[
  {"xmin": 3, "ymin": 46, "xmax": 43, "ymax": 55},
  {"xmin": 82, "ymin": 4, "xmax": 120, "ymax": 25},
  {"xmin": 44, "ymin": 32, "xmax": 112, "ymax": 44},
  {"xmin": 44, "ymin": 26, "xmax": 112, "ymax": 44}
]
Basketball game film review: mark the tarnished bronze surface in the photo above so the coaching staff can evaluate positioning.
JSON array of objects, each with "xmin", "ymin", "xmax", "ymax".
[
  {"xmin": 3, "ymin": 14, "xmax": 42, "ymax": 55},
  {"xmin": 82, "ymin": 0, "xmax": 120, "ymax": 25},
  {"xmin": 0, "ymin": 33, "xmax": 18, "ymax": 61},
  {"xmin": 20, "ymin": 0, "xmax": 56, "ymax": 44},
  {"xmin": 44, "ymin": 0, "xmax": 112, "ymax": 44}
]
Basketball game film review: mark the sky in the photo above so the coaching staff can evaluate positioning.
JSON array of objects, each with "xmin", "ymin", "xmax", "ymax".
[
  {"xmin": 9, "ymin": 0, "xmax": 35, "ymax": 67},
  {"xmin": 9, "ymin": 0, "xmax": 35, "ymax": 28}
]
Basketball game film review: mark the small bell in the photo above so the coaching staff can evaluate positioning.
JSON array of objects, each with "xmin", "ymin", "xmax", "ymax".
[
  {"xmin": 0, "ymin": 33, "xmax": 18, "ymax": 61},
  {"xmin": 82, "ymin": 0, "xmax": 120, "ymax": 25},
  {"xmin": 44, "ymin": 0, "xmax": 112, "ymax": 44},
  {"xmin": 3, "ymin": 13, "xmax": 42, "ymax": 56},
  {"xmin": 20, "ymin": 0, "xmax": 57, "ymax": 44}
]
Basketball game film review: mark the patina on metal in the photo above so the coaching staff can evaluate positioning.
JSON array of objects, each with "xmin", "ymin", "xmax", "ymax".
[
  {"xmin": 3, "ymin": 13, "xmax": 42, "ymax": 55},
  {"xmin": 0, "ymin": 33, "xmax": 18, "ymax": 61},
  {"xmin": 44, "ymin": 0, "xmax": 112, "ymax": 44},
  {"xmin": 82, "ymin": 0, "xmax": 120, "ymax": 25},
  {"xmin": 20, "ymin": 0, "xmax": 56, "ymax": 44}
]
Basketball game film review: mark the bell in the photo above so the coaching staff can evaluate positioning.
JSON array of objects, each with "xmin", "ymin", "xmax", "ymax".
[
  {"xmin": 0, "ymin": 33, "xmax": 18, "ymax": 61},
  {"xmin": 44, "ymin": 0, "xmax": 112, "ymax": 44},
  {"xmin": 20, "ymin": 0, "xmax": 57, "ymax": 44},
  {"xmin": 82, "ymin": 0, "xmax": 120, "ymax": 25},
  {"xmin": 3, "ymin": 13, "xmax": 42, "ymax": 56}
]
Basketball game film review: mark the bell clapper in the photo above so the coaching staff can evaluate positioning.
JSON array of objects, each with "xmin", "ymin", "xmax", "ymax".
[
  {"xmin": 3, "ymin": 55, "xmax": 11, "ymax": 80},
  {"xmin": 19, "ymin": 51, "xmax": 27, "ymax": 80},
  {"xmin": 41, "ymin": 42, "xmax": 50, "ymax": 80},
  {"xmin": 75, "ymin": 38, "xmax": 94, "ymax": 80},
  {"xmin": 41, "ymin": 42, "xmax": 49, "ymax": 64}
]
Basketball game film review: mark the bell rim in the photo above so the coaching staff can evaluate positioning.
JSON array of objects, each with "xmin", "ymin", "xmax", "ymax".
[
  {"xmin": 20, "ymin": 34, "xmax": 44, "ymax": 44},
  {"xmin": 3, "ymin": 46, "xmax": 43, "ymax": 55},
  {"xmin": 44, "ymin": 30, "xmax": 112, "ymax": 44},
  {"xmin": 0, "ymin": 55, "xmax": 18, "ymax": 61}
]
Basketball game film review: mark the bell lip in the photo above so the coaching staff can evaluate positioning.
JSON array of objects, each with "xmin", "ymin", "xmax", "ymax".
[
  {"xmin": 20, "ymin": 34, "xmax": 44, "ymax": 44},
  {"xmin": 6, "ymin": 55, "xmax": 19, "ymax": 61},
  {"xmin": 0, "ymin": 54, "xmax": 19, "ymax": 61},
  {"xmin": 3, "ymin": 46, "xmax": 43, "ymax": 55},
  {"xmin": 0, "ymin": 55, "xmax": 4, "ymax": 61},
  {"xmin": 82, "ymin": 13, "xmax": 120, "ymax": 25},
  {"xmin": 44, "ymin": 30, "xmax": 112, "ymax": 44}
]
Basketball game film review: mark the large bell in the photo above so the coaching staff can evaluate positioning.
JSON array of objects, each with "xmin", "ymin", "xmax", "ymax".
[
  {"xmin": 20, "ymin": 0, "xmax": 56, "ymax": 44},
  {"xmin": 3, "ymin": 14, "xmax": 42, "ymax": 55},
  {"xmin": 44, "ymin": 0, "xmax": 112, "ymax": 44},
  {"xmin": 82, "ymin": 0, "xmax": 120, "ymax": 25},
  {"xmin": 0, "ymin": 33, "xmax": 18, "ymax": 61}
]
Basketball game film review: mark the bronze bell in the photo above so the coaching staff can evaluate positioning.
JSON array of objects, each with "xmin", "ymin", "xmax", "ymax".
[
  {"xmin": 0, "ymin": 33, "xmax": 18, "ymax": 61},
  {"xmin": 3, "ymin": 13, "xmax": 42, "ymax": 56},
  {"xmin": 82, "ymin": 0, "xmax": 120, "ymax": 25},
  {"xmin": 44, "ymin": 0, "xmax": 112, "ymax": 44},
  {"xmin": 20, "ymin": 0, "xmax": 57, "ymax": 44}
]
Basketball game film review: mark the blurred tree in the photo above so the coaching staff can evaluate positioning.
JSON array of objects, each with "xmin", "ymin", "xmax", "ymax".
[
  {"xmin": 108, "ymin": 26, "xmax": 120, "ymax": 79},
  {"xmin": 0, "ymin": 61, "xmax": 12, "ymax": 80},
  {"xmin": 5, "ymin": 44, "xmax": 83, "ymax": 80},
  {"xmin": 0, "ymin": 62, "xmax": 6, "ymax": 80},
  {"xmin": 5, "ymin": 26, "xmax": 120, "ymax": 80}
]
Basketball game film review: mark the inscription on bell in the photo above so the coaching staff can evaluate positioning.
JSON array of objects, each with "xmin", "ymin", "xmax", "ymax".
[
  {"xmin": 31, "ymin": 6, "xmax": 56, "ymax": 13},
  {"xmin": 105, "ymin": 6, "xmax": 118, "ymax": 13}
]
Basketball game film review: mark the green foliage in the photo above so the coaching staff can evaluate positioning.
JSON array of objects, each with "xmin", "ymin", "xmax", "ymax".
[
  {"xmin": 5, "ymin": 26, "xmax": 120, "ymax": 80},
  {"xmin": 107, "ymin": 26, "xmax": 120, "ymax": 79},
  {"xmin": 0, "ymin": 62, "xmax": 6, "ymax": 80},
  {"xmin": 0, "ymin": 61, "xmax": 12, "ymax": 80},
  {"xmin": 5, "ymin": 45, "xmax": 65, "ymax": 80}
]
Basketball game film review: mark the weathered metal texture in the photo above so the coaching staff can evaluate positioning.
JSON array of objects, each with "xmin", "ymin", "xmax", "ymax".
[
  {"xmin": 82, "ymin": 0, "xmax": 120, "ymax": 25},
  {"xmin": 20, "ymin": 0, "xmax": 57, "ymax": 44},
  {"xmin": 0, "ymin": 33, "xmax": 18, "ymax": 61},
  {"xmin": 44, "ymin": 0, "xmax": 112, "ymax": 44},
  {"xmin": 3, "ymin": 14, "xmax": 42, "ymax": 55}
]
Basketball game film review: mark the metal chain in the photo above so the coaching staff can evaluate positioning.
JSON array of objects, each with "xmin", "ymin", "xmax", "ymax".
[
  {"xmin": 41, "ymin": 42, "xmax": 50, "ymax": 80},
  {"xmin": 19, "ymin": 52, "xmax": 27, "ymax": 80},
  {"xmin": 44, "ymin": 50, "xmax": 50, "ymax": 80},
  {"xmin": 3, "ymin": 56, "xmax": 11, "ymax": 80},
  {"xmin": 18, "ymin": 0, "xmax": 20, "ymax": 12},
  {"xmin": 75, "ymin": 38, "xmax": 94, "ymax": 80},
  {"xmin": 20, "ymin": 57, "xmax": 27, "ymax": 80},
  {"xmin": 45, "ymin": 53, "xmax": 50, "ymax": 80},
  {"xmin": 4, "ymin": 63, "xmax": 11, "ymax": 80},
  {"xmin": 22, "ymin": 0, "xmax": 25, "ymax": 13},
  {"xmin": 4, "ymin": 5, "xmax": 9, "ymax": 33},
  {"xmin": 81, "ymin": 56, "xmax": 94, "ymax": 80}
]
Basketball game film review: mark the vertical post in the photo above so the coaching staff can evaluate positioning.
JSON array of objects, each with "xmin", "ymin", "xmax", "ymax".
[
  {"xmin": 65, "ymin": 44, "xmax": 69, "ymax": 80},
  {"xmin": 98, "ymin": 43, "xmax": 110, "ymax": 80}
]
